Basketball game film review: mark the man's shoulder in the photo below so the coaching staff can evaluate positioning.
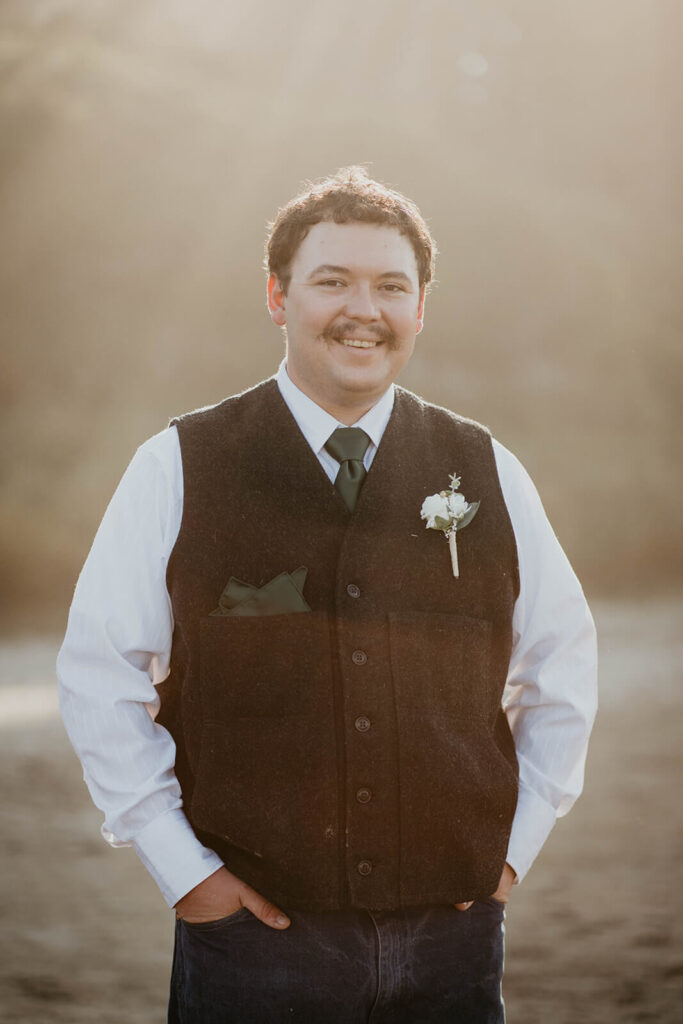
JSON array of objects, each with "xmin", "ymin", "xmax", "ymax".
[
  {"xmin": 169, "ymin": 377, "xmax": 279, "ymax": 432},
  {"xmin": 393, "ymin": 385, "xmax": 493, "ymax": 441},
  {"xmin": 394, "ymin": 389, "xmax": 528, "ymax": 482}
]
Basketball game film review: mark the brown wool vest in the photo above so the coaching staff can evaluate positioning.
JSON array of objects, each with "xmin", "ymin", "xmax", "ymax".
[{"xmin": 156, "ymin": 378, "xmax": 520, "ymax": 911}]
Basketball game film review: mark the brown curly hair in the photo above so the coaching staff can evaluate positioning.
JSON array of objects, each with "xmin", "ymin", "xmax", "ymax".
[{"xmin": 265, "ymin": 166, "xmax": 436, "ymax": 293}]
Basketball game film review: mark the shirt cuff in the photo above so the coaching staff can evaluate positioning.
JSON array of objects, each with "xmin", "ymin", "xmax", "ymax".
[
  {"xmin": 132, "ymin": 808, "xmax": 225, "ymax": 907},
  {"xmin": 505, "ymin": 781, "xmax": 558, "ymax": 883}
]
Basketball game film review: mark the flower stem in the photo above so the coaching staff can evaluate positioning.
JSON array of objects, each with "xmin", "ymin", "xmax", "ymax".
[{"xmin": 448, "ymin": 530, "xmax": 459, "ymax": 577}]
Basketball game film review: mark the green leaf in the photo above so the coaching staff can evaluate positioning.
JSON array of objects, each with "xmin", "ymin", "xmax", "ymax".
[
  {"xmin": 433, "ymin": 515, "xmax": 452, "ymax": 532},
  {"xmin": 456, "ymin": 501, "xmax": 480, "ymax": 530}
]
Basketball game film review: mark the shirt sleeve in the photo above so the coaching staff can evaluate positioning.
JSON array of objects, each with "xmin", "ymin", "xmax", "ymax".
[
  {"xmin": 56, "ymin": 427, "xmax": 224, "ymax": 907},
  {"xmin": 493, "ymin": 440, "xmax": 598, "ymax": 882}
]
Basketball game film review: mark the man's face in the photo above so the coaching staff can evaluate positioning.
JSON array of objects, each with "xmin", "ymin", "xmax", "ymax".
[{"xmin": 268, "ymin": 221, "xmax": 425, "ymax": 422}]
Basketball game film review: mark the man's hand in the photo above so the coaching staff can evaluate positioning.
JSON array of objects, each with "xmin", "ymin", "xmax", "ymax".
[
  {"xmin": 454, "ymin": 862, "xmax": 517, "ymax": 911},
  {"xmin": 174, "ymin": 866, "xmax": 291, "ymax": 929}
]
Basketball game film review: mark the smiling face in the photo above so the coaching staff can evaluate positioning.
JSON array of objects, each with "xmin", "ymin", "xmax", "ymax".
[{"xmin": 267, "ymin": 221, "xmax": 425, "ymax": 424}]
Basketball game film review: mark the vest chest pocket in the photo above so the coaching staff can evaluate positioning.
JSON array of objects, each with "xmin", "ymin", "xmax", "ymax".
[
  {"xmin": 388, "ymin": 611, "xmax": 495, "ymax": 723},
  {"xmin": 198, "ymin": 611, "xmax": 333, "ymax": 719}
]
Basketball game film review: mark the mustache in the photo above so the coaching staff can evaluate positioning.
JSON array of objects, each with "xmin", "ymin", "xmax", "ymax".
[{"xmin": 322, "ymin": 322, "xmax": 396, "ymax": 345}]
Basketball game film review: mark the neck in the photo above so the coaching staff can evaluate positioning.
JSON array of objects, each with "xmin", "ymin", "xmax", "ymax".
[
  {"xmin": 328, "ymin": 401, "xmax": 377, "ymax": 426},
  {"xmin": 285, "ymin": 366, "xmax": 384, "ymax": 425}
]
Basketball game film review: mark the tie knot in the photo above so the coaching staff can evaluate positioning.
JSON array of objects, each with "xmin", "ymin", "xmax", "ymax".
[{"xmin": 324, "ymin": 427, "xmax": 371, "ymax": 465}]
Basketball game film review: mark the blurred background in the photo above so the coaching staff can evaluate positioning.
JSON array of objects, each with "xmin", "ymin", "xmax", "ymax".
[
  {"xmin": 1, "ymin": 0, "xmax": 681, "ymax": 626},
  {"xmin": 1, "ymin": 1, "xmax": 681, "ymax": 1022}
]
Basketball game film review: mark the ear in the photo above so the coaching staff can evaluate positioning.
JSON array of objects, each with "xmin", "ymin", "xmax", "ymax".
[
  {"xmin": 416, "ymin": 287, "xmax": 426, "ymax": 335},
  {"xmin": 267, "ymin": 274, "xmax": 287, "ymax": 326}
]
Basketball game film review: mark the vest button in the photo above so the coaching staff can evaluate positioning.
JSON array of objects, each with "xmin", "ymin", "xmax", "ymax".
[
  {"xmin": 357, "ymin": 860, "xmax": 373, "ymax": 876},
  {"xmin": 351, "ymin": 650, "xmax": 368, "ymax": 666},
  {"xmin": 355, "ymin": 716, "xmax": 371, "ymax": 732},
  {"xmin": 346, "ymin": 583, "xmax": 361, "ymax": 598},
  {"xmin": 356, "ymin": 787, "xmax": 372, "ymax": 803}
]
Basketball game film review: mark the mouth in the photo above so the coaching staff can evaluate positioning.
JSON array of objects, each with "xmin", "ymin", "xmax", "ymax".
[
  {"xmin": 322, "ymin": 323, "xmax": 396, "ymax": 350},
  {"xmin": 339, "ymin": 338, "xmax": 380, "ymax": 349}
]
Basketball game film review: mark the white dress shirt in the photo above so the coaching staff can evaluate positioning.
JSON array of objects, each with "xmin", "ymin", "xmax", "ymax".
[{"xmin": 57, "ymin": 362, "xmax": 597, "ymax": 908}]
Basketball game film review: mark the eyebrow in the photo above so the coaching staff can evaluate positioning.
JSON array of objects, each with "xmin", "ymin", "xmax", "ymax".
[{"xmin": 306, "ymin": 264, "xmax": 414, "ymax": 285}]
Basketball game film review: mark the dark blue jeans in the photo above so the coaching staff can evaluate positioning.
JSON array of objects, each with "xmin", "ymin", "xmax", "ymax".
[{"xmin": 169, "ymin": 898, "xmax": 506, "ymax": 1023}]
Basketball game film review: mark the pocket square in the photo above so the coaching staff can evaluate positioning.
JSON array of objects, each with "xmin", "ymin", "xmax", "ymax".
[{"xmin": 210, "ymin": 567, "xmax": 311, "ymax": 617}]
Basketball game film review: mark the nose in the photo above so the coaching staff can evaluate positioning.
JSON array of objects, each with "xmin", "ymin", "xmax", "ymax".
[{"xmin": 343, "ymin": 283, "xmax": 380, "ymax": 321}]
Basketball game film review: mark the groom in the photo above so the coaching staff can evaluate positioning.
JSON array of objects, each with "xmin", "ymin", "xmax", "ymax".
[{"xmin": 58, "ymin": 167, "xmax": 597, "ymax": 1022}]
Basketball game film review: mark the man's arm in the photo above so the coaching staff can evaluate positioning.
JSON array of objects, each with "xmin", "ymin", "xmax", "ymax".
[
  {"xmin": 493, "ymin": 440, "xmax": 598, "ymax": 883},
  {"xmin": 57, "ymin": 430, "xmax": 224, "ymax": 905},
  {"xmin": 57, "ymin": 428, "xmax": 289, "ymax": 927}
]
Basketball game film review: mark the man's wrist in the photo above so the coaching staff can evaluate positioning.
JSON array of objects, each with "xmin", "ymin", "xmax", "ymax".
[
  {"xmin": 505, "ymin": 781, "xmax": 558, "ymax": 883},
  {"xmin": 132, "ymin": 808, "xmax": 225, "ymax": 906}
]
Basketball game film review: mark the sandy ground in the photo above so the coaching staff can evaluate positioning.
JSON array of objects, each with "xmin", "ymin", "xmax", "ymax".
[{"xmin": 1, "ymin": 596, "xmax": 681, "ymax": 1023}]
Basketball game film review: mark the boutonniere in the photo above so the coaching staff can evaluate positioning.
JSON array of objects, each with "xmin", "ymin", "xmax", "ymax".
[{"xmin": 420, "ymin": 473, "xmax": 480, "ymax": 577}]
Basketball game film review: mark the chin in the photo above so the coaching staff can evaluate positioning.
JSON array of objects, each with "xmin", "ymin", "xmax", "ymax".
[{"xmin": 335, "ymin": 365, "xmax": 385, "ymax": 387}]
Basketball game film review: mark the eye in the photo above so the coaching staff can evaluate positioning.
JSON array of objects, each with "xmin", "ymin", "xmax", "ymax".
[
  {"xmin": 381, "ymin": 283, "xmax": 406, "ymax": 293},
  {"xmin": 318, "ymin": 279, "xmax": 346, "ymax": 288}
]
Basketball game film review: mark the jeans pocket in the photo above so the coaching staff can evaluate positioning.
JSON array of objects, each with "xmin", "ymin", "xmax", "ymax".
[
  {"xmin": 482, "ymin": 895, "xmax": 507, "ymax": 910},
  {"xmin": 178, "ymin": 906, "xmax": 252, "ymax": 932}
]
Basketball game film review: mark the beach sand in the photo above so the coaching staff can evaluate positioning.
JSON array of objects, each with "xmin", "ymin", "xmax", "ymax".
[{"xmin": 1, "ymin": 597, "xmax": 681, "ymax": 1023}]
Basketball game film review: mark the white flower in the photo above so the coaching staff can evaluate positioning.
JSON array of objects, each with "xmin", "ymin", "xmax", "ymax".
[
  {"xmin": 420, "ymin": 492, "xmax": 450, "ymax": 528},
  {"xmin": 447, "ymin": 492, "xmax": 468, "ymax": 520},
  {"xmin": 419, "ymin": 471, "xmax": 480, "ymax": 577}
]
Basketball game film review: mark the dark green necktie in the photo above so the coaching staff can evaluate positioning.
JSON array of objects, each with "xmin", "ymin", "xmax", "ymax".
[{"xmin": 324, "ymin": 427, "xmax": 371, "ymax": 512}]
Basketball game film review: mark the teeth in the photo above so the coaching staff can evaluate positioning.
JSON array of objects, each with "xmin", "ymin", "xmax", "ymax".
[{"xmin": 341, "ymin": 339, "xmax": 378, "ymax": 348}]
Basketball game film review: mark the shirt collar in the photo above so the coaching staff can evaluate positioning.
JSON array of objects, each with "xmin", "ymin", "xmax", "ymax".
[{"xmin": 276, "ymin": 360, "xmax": 395, "ymax": 455}]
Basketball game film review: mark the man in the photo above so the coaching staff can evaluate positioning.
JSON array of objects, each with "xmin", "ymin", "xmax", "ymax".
[{"xmin": 58, "ymin": 167, "xmax": 597, "ymax": 1023}]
